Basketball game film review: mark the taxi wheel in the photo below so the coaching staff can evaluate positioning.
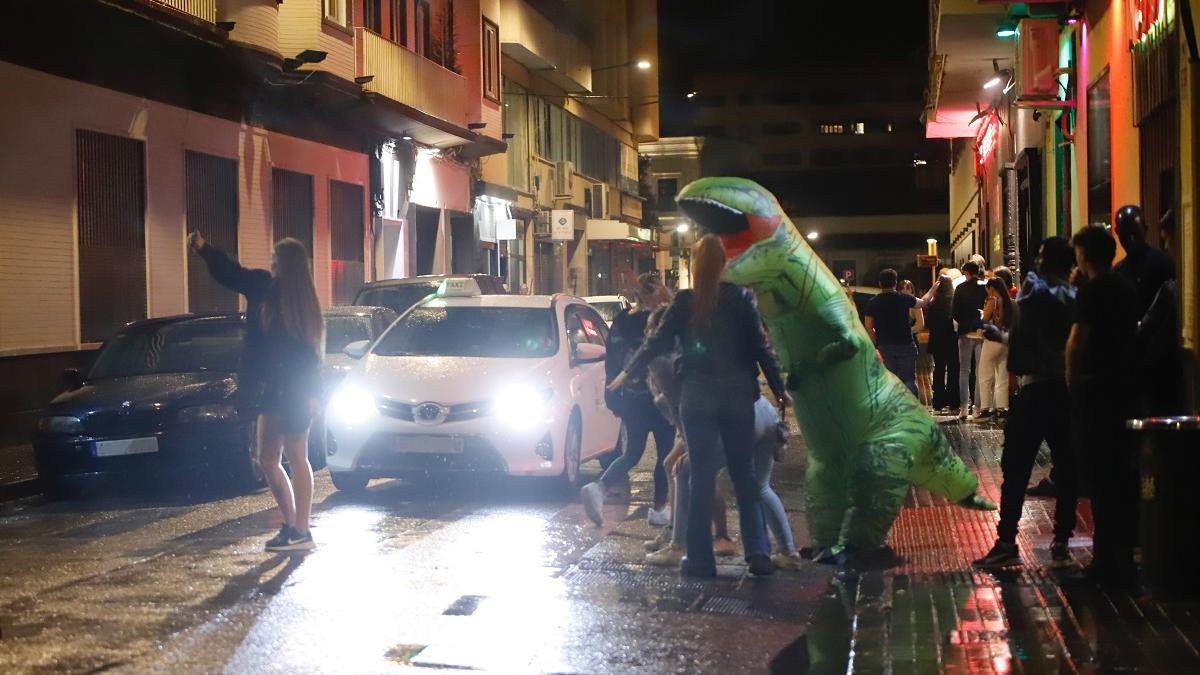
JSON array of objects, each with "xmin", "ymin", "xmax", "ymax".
[
  {"xmin": 560, "ymin": 413, "xmax": 583, "ymax": 488},
  {"xmin": 331, "ymin": 470, "xmax": 369, "ymax": 493}
]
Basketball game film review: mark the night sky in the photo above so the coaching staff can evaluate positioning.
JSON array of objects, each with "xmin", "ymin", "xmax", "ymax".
[{"xmin": 657, "ymin": 0, "xmax": 930, "ymax": 134}]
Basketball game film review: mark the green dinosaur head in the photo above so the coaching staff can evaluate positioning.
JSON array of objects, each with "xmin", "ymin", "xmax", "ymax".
[{"xmin": 675, "ymin": 177, "xmax": 801, "ymax": 265}]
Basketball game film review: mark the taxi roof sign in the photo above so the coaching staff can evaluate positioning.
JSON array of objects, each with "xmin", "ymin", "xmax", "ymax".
[{"xmin": 437, "ymin": 277, "xmax": 482, "ymax": 298}]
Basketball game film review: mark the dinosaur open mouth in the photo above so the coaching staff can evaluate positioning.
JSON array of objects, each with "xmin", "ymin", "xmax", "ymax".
[{"xmin": 677, "ymin": 196, "xmax": 778, "ymax": 260}]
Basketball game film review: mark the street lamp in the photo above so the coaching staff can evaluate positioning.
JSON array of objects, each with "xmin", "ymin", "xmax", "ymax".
[
  {"xmin": 675, "ymin": 222, "xmax": 690, "ymax": 233},
  {"xmin": 806, "ymin": 232, "xmax": 819, "ymax": 241},
  {"xmin": 593, "ymin": 60, "xmax": 653, "ymax": 74}
]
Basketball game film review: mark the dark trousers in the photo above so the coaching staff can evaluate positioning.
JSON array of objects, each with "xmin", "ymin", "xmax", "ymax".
[
  {"xmin": 879, "ymin": 342, "xmax": 918, "ymax": 397},
  {"xmin": 599, "ymin": 402, "xmax": 673, "ymax": 507},
  {"xmin": 679, "ymin": 376, "xmax": 768, "ymax": 570},
  {"xmin": 997, "ymin": 380, "xmax": 1078, "ymax": 543},
  {"xmin": 931, "ymin": 342, "xmax": 960, "ymax": 409},
  {"xmin": 1072, "ymin": 383, "xmax": 1138, "ymax": 578}
]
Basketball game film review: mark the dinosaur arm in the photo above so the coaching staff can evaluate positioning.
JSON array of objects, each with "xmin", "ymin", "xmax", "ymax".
[{"xmin": 814, "ymin": 293, "xmax": 862, "ymax": 366}]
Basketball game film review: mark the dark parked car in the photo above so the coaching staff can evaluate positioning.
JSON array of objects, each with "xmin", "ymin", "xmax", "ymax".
[{"xmin": 352, "ymin": 274, "xmax": 506, "ymax": 315}]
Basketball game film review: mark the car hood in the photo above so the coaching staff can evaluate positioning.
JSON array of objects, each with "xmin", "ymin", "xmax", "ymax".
[
  {"xmin": 349, "ymin": 355, "xmax": 559, "ymax": 405},
  {"xmin": 47, "ymin": 372, "xmax": 237, "ymax": 416}
]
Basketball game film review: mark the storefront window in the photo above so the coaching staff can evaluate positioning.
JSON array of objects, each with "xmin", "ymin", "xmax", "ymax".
[{"xmin": 1086, "ymin": 70, "xmax": 1112, "ymax": 226}]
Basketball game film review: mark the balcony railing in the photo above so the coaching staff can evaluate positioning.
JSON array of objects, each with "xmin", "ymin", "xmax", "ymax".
[
  {"xmin": 150, "ymin": 0, "xmax": 216, "ymax": 23},
  {"xmin": 357, "ymin": 28, "xmax": 469, "ymax": 129}
]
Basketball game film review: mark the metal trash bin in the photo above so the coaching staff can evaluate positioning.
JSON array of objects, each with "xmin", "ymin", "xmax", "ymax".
[{"xmin": 1127, "ymin": 416, "xmax": 1200, "ymax": 601}]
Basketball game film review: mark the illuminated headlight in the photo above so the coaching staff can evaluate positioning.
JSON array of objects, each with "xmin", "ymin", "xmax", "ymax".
[
  {"xmin": 493, "ymin": 385, "xmax": 554, "ymax": 429},
  {"xmin": 38, "ymin": 415, "xmax": 82, "ymax": 435},
  {"xmin": 177, "ymin": 404, "xmax": 237, "ymax": 423},
  {"xmin": 328, "ymin": 384, "xmax": 376, "ymax": 425}
]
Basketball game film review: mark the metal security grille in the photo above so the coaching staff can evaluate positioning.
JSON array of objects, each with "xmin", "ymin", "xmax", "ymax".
[
  {"xmin": 186, "ymin": 151, "xmax": 239, "ymax": 314},
  {"xmin": 329, "ymin": 180, "xmax": 365, "ymax": 305},
  {"xmin": 76, "ymin": 130, "xmax": 146, "ymax": 343},
  {"xmin": 272, "ymin": 168, "xmax": 314, "ymax": 256},
  {"xmin": 1134, "ymin": 26, "xmax": 1180, "ymax": 252}
]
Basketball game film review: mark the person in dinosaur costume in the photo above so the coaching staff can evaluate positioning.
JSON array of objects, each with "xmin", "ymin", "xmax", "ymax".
[{"xmin": 674, "ymin": 177, "xmax": 995, "ymax": 560}]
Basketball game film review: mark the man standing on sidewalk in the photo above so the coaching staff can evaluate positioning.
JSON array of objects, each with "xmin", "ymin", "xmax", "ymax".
[
  {"xmin": 864, "ymin": 268, "xmax": 935, "ymax": 397},
  {"xmin": 1067, "ymin": 225, "xmax": 1141, "ymax": 588},
  {"xmin": 952, "ymin": 261, "xmax": 988, "ymax": 419},
  {"xmin": 974, "ymin": 237, "xmax": 1079, "ymax": 569}
]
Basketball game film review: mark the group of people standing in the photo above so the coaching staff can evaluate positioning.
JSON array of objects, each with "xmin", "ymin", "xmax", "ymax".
[{"xmin": 580, "ymin": 235, "xmax": 801, "ymax": 578}]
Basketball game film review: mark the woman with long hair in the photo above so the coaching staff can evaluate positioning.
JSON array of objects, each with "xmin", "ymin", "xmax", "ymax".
[
  {"xmin": 925, "ymin": 273, "xmax": 959, "ymax": 413},
  {"xmin": 976, "ymin": 277, "xmax": 1015, "ymax": 420},
  {"xmin": 899, "ymin": 279, "xmax": 933, "ymax": 407},
  {"xmin": 609, "ymin": 235, "xmax": 789, "ymax": 577},
  {"xmin": 581, "ymin": 273, "xmax": 675, "ymax": 527},
  {"xmin": 190, "ymin": 231, "xmax": 323, "ymax": 552}
]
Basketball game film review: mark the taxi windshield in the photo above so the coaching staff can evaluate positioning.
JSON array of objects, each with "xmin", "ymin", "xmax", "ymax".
[{"xmin": 373, "ymin": 307, "xmax": 557, "ymax": 358}]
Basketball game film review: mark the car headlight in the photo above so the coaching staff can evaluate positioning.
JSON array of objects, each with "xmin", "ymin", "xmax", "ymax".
[
  {"xmin": 493, "ymin": 385, "xmax": 554, "ymax": 429},
  {"xmin": 328, "ymin": 383, "xmax": 376, "ymax": 426},
  {"xmin": 38, "ymin": 415, "xmax": 82, "ymax": 435},
  {"xmin": 177, "ymin": 404, "xmax": 237, "ymax": 424}
]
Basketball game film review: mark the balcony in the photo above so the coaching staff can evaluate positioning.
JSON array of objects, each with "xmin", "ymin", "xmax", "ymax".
[
  {"xmin": 149, "ymin": 0, "xmax": 216, "ymax": 23},
  {"xmin": 356, "ymin": 28, "xmax": 469, "ymax": 130}
]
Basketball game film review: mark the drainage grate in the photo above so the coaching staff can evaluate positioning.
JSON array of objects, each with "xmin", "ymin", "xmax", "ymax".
[
  {"xmin": 442, "ymin": 594, "xmax": 487, "ymax": 616},
  {"xmin": 700, "ymin": 595, "xmax": 769, "ymax": 619}
]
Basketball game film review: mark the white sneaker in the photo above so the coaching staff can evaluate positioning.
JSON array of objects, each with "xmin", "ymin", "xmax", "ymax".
[
  {"xmin": 645, "ymin": 544, "xmax": 685, "ymax": 566},
  {"xmin": 647, "ymin": 506, "xmax": 671, "ymax": 527},
  {"xmin": 580, "ymin": 482, "xmax": 605, "ymax": 526}
]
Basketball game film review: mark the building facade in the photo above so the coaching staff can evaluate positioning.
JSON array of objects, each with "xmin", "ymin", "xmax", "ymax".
[
  {"xmin": 926, "ymin": 0, "xmax": 1199, "ymax": 403},
  {"xmin": 0, "ymin": 0, "xmax": 505, "ymax": 440}
]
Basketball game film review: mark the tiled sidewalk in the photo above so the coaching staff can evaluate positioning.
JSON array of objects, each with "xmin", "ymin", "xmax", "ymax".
[{"xmin": 822, "ymin": 419, "xmax": 1200, "ymax": 674}]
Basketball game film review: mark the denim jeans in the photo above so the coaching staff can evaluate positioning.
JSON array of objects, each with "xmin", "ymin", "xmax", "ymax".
[
  {"xmin": 878, "ymin": 342, "xmax": 918, "ymax": 397},
  {"xmin": 672, "ymin": 397, "xmax": 794, "ymax": 554},
  {"xmin": 957, "ymin": 336, "xmax": 984, "ymax": 410},
  {"xmin": 679, "ymin": 378, "xmax": 769, "ymax": 569},
  {"xmin": 599, "ymin": 402, "xmax": 673, "ymax": 507}
]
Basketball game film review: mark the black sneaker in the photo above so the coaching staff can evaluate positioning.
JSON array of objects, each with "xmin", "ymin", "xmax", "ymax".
[
  {"xmin": 264, "ymin": 525, "xmax": 292, "ymax": 551},
  {"xmin": 747, "ymin": 554, "xmax": 774, "ymax": 577},
  {"xmin": 1026, "ymin": 478, "xmax": 1057, "ymax": 498},
  {"xmin": 267, "ymin": 527, "xmax": 315, "ymax": 552},
  {"xmin": 1050, "ymin": 540, "xmax": 1072, "ymax": 567},
  {"xmin": 973, "ymin": 540, "xmax": 1020, "ymax": 568}
]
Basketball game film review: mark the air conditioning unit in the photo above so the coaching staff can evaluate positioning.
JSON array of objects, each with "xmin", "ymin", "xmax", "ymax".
[
  {"xmin": 554, "ymin": 160, "xmax": 574, "ymax": 197},
  {"xmin": 533, "ymin": 211, "xmax": 551, "ymax": 236},
  {"xmin": 588, "ymin": 184, "xmax": 608, "ymax": 218}
]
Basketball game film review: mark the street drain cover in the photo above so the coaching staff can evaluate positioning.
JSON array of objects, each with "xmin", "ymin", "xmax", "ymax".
[
  {"xmin": 442, "ymin": 594, "xmax": 487, "ymax": 616},
  {"xmin": 700, "ymin": 595, "xmax": 769, "ymax": 619}
]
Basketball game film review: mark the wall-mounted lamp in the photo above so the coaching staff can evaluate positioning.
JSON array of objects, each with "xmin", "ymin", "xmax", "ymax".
[
  {"xmin": 806, "ymin": 232, "xmax": 819, "ymax": 241},
  {"xmin": 996, "ymin": 22, "xmax": 1018, "ymax": 38},
  {"xmin": 400, "ymin": 132, "xmax": 413, "ymax": 141},
  {"xmin": 283, "ymin": 49, "xmax": 327, "ymax": 72},
  {"xmin": 216, "ymin": 21, "xmax": 235, "ymax": 31},
  {"xmin": 354, "ymin": 75, "xmax": 375, "ymax": 85},
  {"xmin": 686, "ymin": 91, "xmax": 696, "ymax": 99},
  {"xmin": 468, "ymin": 122, "xmax": 487, "ymax": 130},
  {"xmin": 675, "ymin": 222, "xmax": 690, "ymax": 233},
  {"xmin": 501, "ymin": 132, "xmax": 515, "ymax": 140}
]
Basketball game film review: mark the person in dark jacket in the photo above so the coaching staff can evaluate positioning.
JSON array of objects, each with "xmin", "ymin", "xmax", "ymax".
[
  {"xmin": 952, "ymin": 261, "xmax": 988, "ymax": 419},
  {"xmin": 189, "ymin": 231, "xmax": 323, "ymax": 552},
  {"xmin": 974, "ymin": 237, "xmax": 1079, "ymax": 569},
  {"xmin": 926, "ymin": 274, "xmax": 959, "ymax": 412},
  {"xmin": 608, "ymin": 235, "xmax": 789, "ymax": 578},
  {"xmin": 582, "ymin": 273, "xmax": 674, "ymax": 527}
]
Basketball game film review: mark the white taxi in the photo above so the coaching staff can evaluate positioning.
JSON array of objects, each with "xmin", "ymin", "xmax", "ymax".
[{"xmin": 324, "ymin": 279, "xmax": 622, "ymax": 492}]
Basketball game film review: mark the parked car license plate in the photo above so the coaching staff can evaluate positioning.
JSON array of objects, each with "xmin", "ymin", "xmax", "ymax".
[
  {"xmin": 92, "ymin": 437, "xmax": 160, "ymax": 457},
  {"xmin": 396, "ymin": 435, "xmax": 463, "ymax": 454}
]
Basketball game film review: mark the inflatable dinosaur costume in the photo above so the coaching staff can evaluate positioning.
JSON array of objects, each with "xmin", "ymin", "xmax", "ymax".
[{"xmin": 676, "ymin": 177, "xmax": 994, "ymax": 555}]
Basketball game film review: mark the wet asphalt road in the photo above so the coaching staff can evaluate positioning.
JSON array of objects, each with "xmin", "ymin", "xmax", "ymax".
[{"xmin": 0, "ymin": 455, "xmax": 827, "ymax": 674}]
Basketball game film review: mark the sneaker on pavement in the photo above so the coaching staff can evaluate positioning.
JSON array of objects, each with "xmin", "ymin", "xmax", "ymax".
[
  {"xmin": 647, "ymin": 506, "xmax": 671, "ymax": 528},
  {"xmin": 646, "ymin": 544, "xmax": 685, "ymax": 566},
  {"xmin": 973, "ymin": 540, "xmax": 1020, "ymax": 568},
  {"xmin": 771, "ymin": 550, "xmax": 805, "ymax": 571},
  {"xmin": 958, "ymin": 406, "xmax": 969, "ymax": 420},
  {"xmin": 712, "ymin": 536, "xmax": 738, "ymax": 557},
  {"xmin": 580, "ymin": 482, "xmax": 605, "ymax": 526},
  {"xmin": 264, "ymin": 525, "xmax": 292, "ymax": 551},
  {"xmin": 973, "ymin": 409, "xmax": 994, "ymax": 421},
  {"xmin": 1050, "ymin": 540, "xmax": 1073, "ymax": 567},
  {"xmin": 748, "ymin": 553, "xmax": 774, "ymax": 577},
  {"xmin": 267, "ymin": 527, "xmax": 315, "ymax": 552},
  {"xmin": 645, "ymin": 527, "xmax": 672, "ymax": 551},
  {"xmin": 1026, "ymin": 478, "xmax": 1057, "ymax": 498}
]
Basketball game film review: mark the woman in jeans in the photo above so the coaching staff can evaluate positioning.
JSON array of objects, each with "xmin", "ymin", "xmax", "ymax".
[
  {"xmin": 609, "ymin": 235, "xmax": 789, "ymax": 577},
  {"xmin": 975, "ymin": 277, "xmax": 1014, "ymax": 420},
  {"xmin": 925, "ymin": 274, "xmax": 959, "ymax": 413},
  {"xmin": 190, "ymin": 231, "xmax": 323, "ymax": 552},
  {"xmin": 580, "ymin": 274, "xmax": 674, "ymax": 527}
]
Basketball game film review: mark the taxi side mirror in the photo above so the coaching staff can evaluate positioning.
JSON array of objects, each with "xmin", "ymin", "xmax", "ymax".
[
  {"xmin": 344, "ymin": 340, "xmax": 370, "ymax": 360},
  {"xmin": 62, "ymin": 368, "xmax": 84, "ymax": 391},
  {"xmin": 572, "ymin": 342, "xmax": 606, "ymax": 365}
]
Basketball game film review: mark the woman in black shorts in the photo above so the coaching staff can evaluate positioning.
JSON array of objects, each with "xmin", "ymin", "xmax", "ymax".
[{"xmin": 190, "ymin": 231, "xmax": 323, "ymax": 552}]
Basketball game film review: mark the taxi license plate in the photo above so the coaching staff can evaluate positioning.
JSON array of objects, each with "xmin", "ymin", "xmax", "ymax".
[
  {"xmin": 396, "ymin": 435, "xmax": 463, "ymax": 454},
  {"xmin": 93, "ymin": 437, "xmax": 159, "ymax": 457}
]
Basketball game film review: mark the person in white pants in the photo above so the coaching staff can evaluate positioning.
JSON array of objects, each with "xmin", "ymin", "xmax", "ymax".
[{"xmin": 976, "ymin": 278, "xmax": 1015, "ymax": 419}]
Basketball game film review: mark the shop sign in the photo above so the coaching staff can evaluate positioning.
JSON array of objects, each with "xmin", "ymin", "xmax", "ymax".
[
  {"xmin": 497, "ymin": 219, "xmax": 518, "ymax": 240},
  {"xmin": 974, "ymin": 114, "xmax": 999, "ymax": 176},
  {"xmin": 1129, "ymin": 0, "xmax": 1166, "ymax": 43},
  {"xmin": 551, "ymin": 209, "xmax": 575, "ymax": 240},
  {"xmin": 621, "ymin": 193, "xmax": 644, "ymax": 221},
  {"xmin": 636, "ymin": 227, "xmax": 653, "ymax": 242}
]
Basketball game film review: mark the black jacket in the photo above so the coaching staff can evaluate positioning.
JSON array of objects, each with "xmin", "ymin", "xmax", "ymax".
[
  {"xmin": 625, "ymin": 283, "xmax": 785, "ymax": 398},
  {"xmin": 951, "ymin": 279, "xmax": 988, "ymax": 335},
  {"xmin": 603, "ymin": 308, "xmax": 654, "ymax": 416},
  {"xmin": 197, "ymin": 244, "xmax": 321, "ymax": 411},
  {"xmin": 1006, "ymin": 272, "xmax": 1075, "ymax": 381}
]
